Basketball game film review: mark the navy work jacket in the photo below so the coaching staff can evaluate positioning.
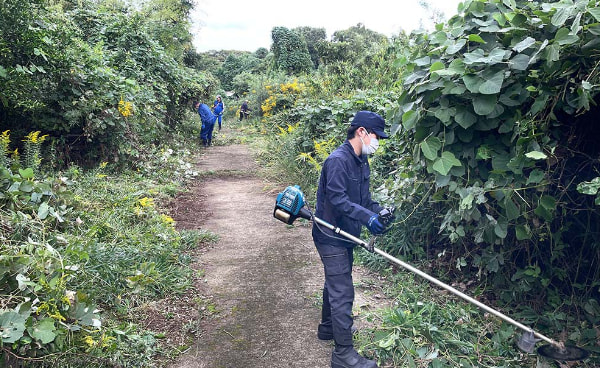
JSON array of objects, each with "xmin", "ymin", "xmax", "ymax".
[{"xmin": 312, "ymin": 141, "xmax": 383, "ymax": 248}]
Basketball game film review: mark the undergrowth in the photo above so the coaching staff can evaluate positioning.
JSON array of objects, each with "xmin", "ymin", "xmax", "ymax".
[{"xmin": 0, "ymin": 114, "xmax": 218, "ymax": 367}]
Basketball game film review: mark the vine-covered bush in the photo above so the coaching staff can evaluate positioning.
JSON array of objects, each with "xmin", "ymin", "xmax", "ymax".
[
  {"xmin": 271, "ymin": 27, "xmax": 313, "ymax": 75},
  {"xmin": 385, "ymin": 0, "xmax": 600, "ymax": 328}
]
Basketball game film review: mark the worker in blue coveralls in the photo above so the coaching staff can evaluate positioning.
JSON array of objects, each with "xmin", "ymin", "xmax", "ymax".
[
  {"xmin": 312, "ymin": 111, "xmax": 389, "ymax": 368},
  {"xmin": 212, "ymin": 95, "xmax": 224, "ymax": 131},
  {"xmin": 194, "ymin": 100, "xmax": 216, "ymax": 147}
]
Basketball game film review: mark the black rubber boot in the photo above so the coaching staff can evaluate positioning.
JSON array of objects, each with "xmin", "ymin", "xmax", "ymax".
[{"xmin": 331, "ymin": 345, "xmax": 377, "ymax": 368}]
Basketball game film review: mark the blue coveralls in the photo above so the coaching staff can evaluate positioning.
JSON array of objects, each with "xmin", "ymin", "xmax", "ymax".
[
  {"xmin": 213, "ymin": 99, "xmax": 224, "ymax": 130},
  {"xmin": 198, "ymin": 103, "xmax": 216, "ymax": 146},
  {"xmin": 312, "ymin": 140, "xmax": 383, "ymax": 346}
]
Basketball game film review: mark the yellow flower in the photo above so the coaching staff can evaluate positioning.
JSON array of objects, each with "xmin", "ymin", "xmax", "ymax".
[
  {"xmin": 84, "ymin": 335, "xmax": 95, "ymax": 347},
  {"xmin": 161, "ymin": 214, "xmax": 175, "ymax": 226},
  {"xmin": 261, "ymin": 95, "xmax": 277, "ymax": 116},
  {"xmin": 23, "ymin": 131, "xmax": 48, "ymax": 144},
  {"xmin": 138, "ymin": 197, "xmax": 154, "ymax": 208},
  {"xmin": 48, "ymin": 311, "xmax": 66, "ymax": 322},
  {"xmin": 99, "ymin": 162, "xmax": 108, "ymax": 169},
  {"xmin": 1, "ymin": 130, "xmax": 10, "ymax": 150},
  {"xmin": 118, "ymin": 98, "xmax": 133, "ymax": 117}
]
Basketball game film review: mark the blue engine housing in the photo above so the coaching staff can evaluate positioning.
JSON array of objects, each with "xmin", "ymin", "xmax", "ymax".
[{"xmin": 276, "ymin": 185, "xmax": 305, "ymax": 215}]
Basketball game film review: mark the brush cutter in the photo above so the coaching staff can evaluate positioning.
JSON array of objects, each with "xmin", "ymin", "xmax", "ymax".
[{"xmin": 273, "ymin": 185, "xmax": 590, "ymax": 362}]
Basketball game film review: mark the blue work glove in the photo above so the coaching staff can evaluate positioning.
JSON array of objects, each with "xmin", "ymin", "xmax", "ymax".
[{"xmin": 366, "ymin": 214, "xmax": 385, "ymax": 235}]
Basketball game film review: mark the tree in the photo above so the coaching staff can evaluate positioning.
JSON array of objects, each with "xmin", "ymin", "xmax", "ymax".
[
  {"xmin": 270, "ymin": 26, "xmax": 312, "ymax": 75},
  {"xmin": 317, "ymin": 23, "xmax": 388, "ymax": 65},
  {"xmin": 216, "ymin": 53, "xmax": 261, "ymax": 91},
  {"xmin": 293, "ymin": 26, "xmax": 327, "ymax": 69}
]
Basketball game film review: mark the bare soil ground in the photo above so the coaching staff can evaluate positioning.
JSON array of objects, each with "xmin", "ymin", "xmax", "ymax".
[{"xmin": 150, "ymin": 129, "xmax": 391, "ymax": 368}]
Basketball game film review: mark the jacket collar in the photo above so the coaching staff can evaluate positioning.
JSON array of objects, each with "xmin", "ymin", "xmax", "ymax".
[{"xmin": 343, "ymin": 140, "xmax": 365, "ymax": 164}]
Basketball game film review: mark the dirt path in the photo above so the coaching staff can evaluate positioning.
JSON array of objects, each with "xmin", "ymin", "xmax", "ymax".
[{"xmin": 166, "ymin": 138, "xmax": 388, "ymax": 368}]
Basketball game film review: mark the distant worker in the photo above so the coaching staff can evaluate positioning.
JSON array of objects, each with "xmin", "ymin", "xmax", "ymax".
[
  {"xmin": 194, "ymin": 100, "xmax": 216, "ymax": 147},
  {"xmin": 213, "ymin": 95, "xmax": 224, "ymax": 131},
  {"xmin": 239, "ymin": 100, "xmax": 251, "ymax": 121},
  {"xmin": 312, "ymin": 111, "xmax": 390, "ymax": 368}
]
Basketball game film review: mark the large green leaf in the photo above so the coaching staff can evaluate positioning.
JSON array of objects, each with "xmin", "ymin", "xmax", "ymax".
[
  {"xmin": 402, "ymin": 110, "xmax": 419, "ymax": 130},
  {"xmin": 430, "ymin": 62, "xmax": 445, "ymax": 72},
  {"xmin": 525, "ymin": 150, "xmax": 547, "ymax": 160},
  {"xmin": 534, "ymin": 195, "xmax": 557, "ymax": 221},
  {"xmin": 554, "ymin": 27, "xmax": 579, "ymax": 45},
  {"xmin": 28, "ymin": 318, "xmax": 57, "ymax": 344},
  {"xmin": 434, "ymin": 107, "xmax": 455, "ymax": 124},
  {"xmin": 589, "ymin": 7, "xmax": 600, "ymax": 22},
  {"xmin": 432, "ymin": 151, "xmax": 462, "ymax": 176},
  {"xmin": 539, "ymin": 195, "xmax": 557, "ymax": 210},
  {"xmin": 38, "ymin": 202, "xmax": 50, "ymax": 220},
  {"xmin": 504, "ymin": 197, "xmax": 520, "ymax": 221},
  {"xmin": 468, "ymin": 34, "xmax": 486, "ymax": 43},
  {"xmin": 420, "ymin": 137, "xmax": 442, "ymax": 160},
  {"xmin": 551, "ymin": 7, "xmax": 573, "ymax": 27},
  {"xmin": 19, "ymin": 168, "xmax": 34, "ymax": 179},
  {"xmin": 513, "ymin": 36, "xmax": 536, "ymax": 52},
  {"xmin": 446, "ymin": 38, "xmax": 467, "ymax": 54},
  {"xmin": 509, "ymin": 54, "xmax": 530, "ymax": 70},
  {"xmin": 473, "ymin": 94, "xmax": 498, "ymax": 115},
  {"xmin": 19, "ymin": 181, "xmax": 34, "ymax": 193},
  {"xmin": 515, "ymin": 224, "xmax": 532, "ymax": 240},
  {"xmin": 479, "ymin": 70, "xmax": 505, "ymax": 94},
  {"xmin": 577, "ymin": 177, "xmax": 600, "ymax": 195},
  {"xmin": 463, "ymin": 74, "xmax": 482, "ymax": 93},
  {"xmin": 526, "ymin": 169, "xmax": 545, "ymax": 184},
  {"xmin": 494, "ymin": 222, "xmax": 508, "ymax": 239},
  {"xmin": 455, "ymin": 108, "xmax": 477, "ymax": 129},
  {"xmin": 0, "ymin": 311, "xmax": 26, "ymax": 343},
  {"xmin": 433, "ymin": 59, "xmax": 465, "ymax": 76}
]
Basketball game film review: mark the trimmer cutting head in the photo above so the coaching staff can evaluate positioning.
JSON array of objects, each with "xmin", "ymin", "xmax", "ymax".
[
  {"xmin": 517, "ymin": 331, "xmax": 589, "ymax": 361},
  {"xmin": 537, "ymin": 344, "xmax": 589, "ymax": 361}
]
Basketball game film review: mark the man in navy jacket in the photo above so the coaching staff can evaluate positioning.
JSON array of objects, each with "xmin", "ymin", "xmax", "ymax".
[
  {"xmin": 312, "ymin": 111, "xmax": 388, "ymax": 368},
  {"xmin": 194, "ymin": 100, "xmax": 216, "ymax": 147}
]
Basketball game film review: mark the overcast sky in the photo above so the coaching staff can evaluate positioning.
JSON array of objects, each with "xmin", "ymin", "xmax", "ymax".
[{"xmin": 191, "ymin": 0, "xmax": 464, "ymax": 52}]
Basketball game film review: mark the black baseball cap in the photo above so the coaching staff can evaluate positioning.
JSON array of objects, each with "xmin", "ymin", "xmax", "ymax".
[{"xmin": 351, "ymin": 111, "xmax": 389, "ymax": 139}]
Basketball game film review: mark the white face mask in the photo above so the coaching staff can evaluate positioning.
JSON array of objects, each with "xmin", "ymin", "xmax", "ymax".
[{"xmin": 359, "ymin": 129, "xmax": 379, "ymax": 155}]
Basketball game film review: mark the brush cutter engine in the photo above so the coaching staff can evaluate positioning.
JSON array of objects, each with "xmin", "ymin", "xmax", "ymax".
[{"xmin": 273, "ymin": 185, "xmax": 312, "ymax": 224}]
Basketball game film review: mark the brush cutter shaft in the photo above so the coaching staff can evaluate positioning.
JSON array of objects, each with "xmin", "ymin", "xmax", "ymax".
[
  {"xmin": 371, "ymin": 247, "xmax": 557, "ymax": 346},
  {"xmin": 313, "ymin": 217, "xmax": 370, "ymax": 247},
  {"xmin": 313, "ymin": 215, "xmax": 557, "ymax": 346}
]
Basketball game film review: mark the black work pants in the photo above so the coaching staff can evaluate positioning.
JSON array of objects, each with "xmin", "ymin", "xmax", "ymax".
[{"xmin": 315, "ymin": 242, "xmax": 354, "ymax": 346}]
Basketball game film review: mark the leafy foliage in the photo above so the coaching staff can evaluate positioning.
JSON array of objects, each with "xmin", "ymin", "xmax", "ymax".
[
  {"xmin": 371, "ymin": 0, "xmax": 600, "ymax": 353},
  {"xmin": 0, "ymin": 123, "xmax": 207, "ymax": 366},
  {"xmin": 0, "ymin": 0, "xmax": 216, "ymax": 166},
  {"xmin": 271, "ymin": 27, "xmax": 313, "ymax": 75}
]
